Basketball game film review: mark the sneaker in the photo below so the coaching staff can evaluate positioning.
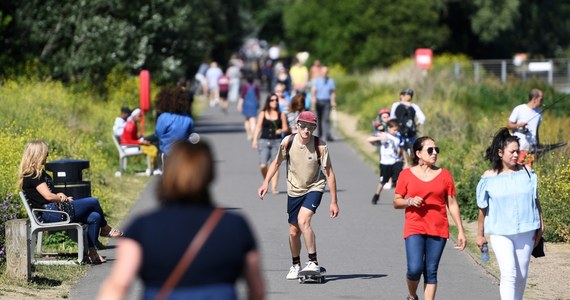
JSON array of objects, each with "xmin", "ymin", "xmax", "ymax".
[
  {"xmin": 371, "ymin": 194, "xmax": 379, "ymax": 205},
  {"xmin": 286, "ymin": 264, "xmax": 301, "ymax": 280},
  {"xmin": 301, "ymin": 261, "xmax": 320, "ymax": 273},
  {"xmin": 153, "ymin": 169, "xmax": 162, "ymax": 175}
]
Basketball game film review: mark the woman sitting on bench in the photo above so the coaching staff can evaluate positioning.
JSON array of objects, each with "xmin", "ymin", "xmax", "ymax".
[{"xmin": 17, "ymin": 140, "xmax": 123, "ymax": 264}]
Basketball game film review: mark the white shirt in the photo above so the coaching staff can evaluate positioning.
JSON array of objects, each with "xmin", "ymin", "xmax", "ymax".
[
  {"xmin": 377, "ymin": 132, "xmax": 403, "ymax": 165},
  {"xmin": 113, "ymin": 117, "xmax": 127, "ymax": 137},
  {"xmin": 509, "ymin": 104, "xmax": 542, "ymax": 150},
  {"xmin": 389, "ymin": 102, "xmax": 426, "ymax": 125}
]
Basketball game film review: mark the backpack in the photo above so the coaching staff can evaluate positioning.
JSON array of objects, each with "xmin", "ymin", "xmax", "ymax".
[
  {"xmin": 286, "ymin": 133, "xmax": 321, "ymax": 166},
  {"xmin": 394, "ymin": 104, "xmax": 417, "ymax": 138}
]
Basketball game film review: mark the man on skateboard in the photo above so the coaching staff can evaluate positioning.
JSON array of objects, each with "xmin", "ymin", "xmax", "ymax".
[{"xmin": 258, "ymin": 111, "xmax": 339, "ymax": 280}]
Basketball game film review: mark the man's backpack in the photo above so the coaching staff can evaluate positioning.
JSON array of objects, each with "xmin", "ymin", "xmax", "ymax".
[
  {"xmin": 286, "ymin": 134, "xmax": 321, "ymax": 166},
  {"xmin": 394, "ymin": 104, "xmax": 417, "ymax": 138}
]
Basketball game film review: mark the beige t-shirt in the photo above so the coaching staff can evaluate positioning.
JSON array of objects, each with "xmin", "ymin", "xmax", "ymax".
[{"xmin": 276, "ymin": 134, "xmax": 330, "ymax": 197}]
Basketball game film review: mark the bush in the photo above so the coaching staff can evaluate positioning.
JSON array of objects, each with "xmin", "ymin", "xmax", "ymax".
[{"xmin": 0, "ymin": 72, "xmax": 160, "ymax": 259}]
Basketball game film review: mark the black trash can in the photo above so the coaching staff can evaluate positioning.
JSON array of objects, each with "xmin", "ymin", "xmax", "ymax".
[{"xmin": 45, "ymin": 159, "xmax": 92, "ymax": 199}]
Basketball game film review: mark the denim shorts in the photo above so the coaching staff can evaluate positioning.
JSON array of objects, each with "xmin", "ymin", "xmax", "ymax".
[{"xmin": 257, "ymin": 138, "xmax": 281, "ymax": 165}]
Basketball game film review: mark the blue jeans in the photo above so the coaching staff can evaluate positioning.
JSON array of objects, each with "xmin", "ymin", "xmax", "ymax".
[
  {"xmin": 316, "ymin": 100, "xmax": 332, "ymax": 139},
  {"xmin": 43, "ymin": 197, "xmax": 108, "ymax": 249},
  {"xmin": 405, "ymin": 234, "xmax": 447, "ymax": 284}
]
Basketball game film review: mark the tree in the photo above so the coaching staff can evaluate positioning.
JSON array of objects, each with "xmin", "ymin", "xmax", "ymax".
[
  {"xmin": 2, "ymin": 0, "xmax": 250, "ymax": 84},
  {"xmin": 283, "ymin": 0, "xmax": 448, "ymax": 70}
]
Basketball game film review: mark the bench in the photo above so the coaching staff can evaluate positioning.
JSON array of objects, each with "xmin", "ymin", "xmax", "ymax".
[
  {"xmin": 19, "ymin": 192, "xmax": 86, "ymax": 264},
  {"xmin": 112, "ymin": 135, "xmax": 152, "ymax": 175}
]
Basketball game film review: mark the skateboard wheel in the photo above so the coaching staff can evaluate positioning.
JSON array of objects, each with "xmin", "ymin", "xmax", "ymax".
[{"xmin": 298, "ymin": 277, "xmax": 304, "ymax": 284}]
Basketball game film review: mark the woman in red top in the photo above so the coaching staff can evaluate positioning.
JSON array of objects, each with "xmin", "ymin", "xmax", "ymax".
[{"xmin": 393, "ymin": 136, "xmax": 466, "ymax": 300}]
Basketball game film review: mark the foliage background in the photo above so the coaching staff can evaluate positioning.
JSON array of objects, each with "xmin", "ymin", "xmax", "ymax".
[{"xmin": 334, "ymin": 55, "xmax": 570, "ymax": 242}]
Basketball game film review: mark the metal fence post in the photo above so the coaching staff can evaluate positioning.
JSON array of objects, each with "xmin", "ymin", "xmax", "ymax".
[
  {"xmin": 501, "ymin": 60, "xmax": 507, "ymax": 83},
  {"xmin": 474, "ymin": 62, "xmax": 479, "ymax": 83},
  {"xmin": 548, "ymin": 60, "xmax": 553, "ymax": 85},
  {"xmin": 454, "ymin": 62, "xmax": 461, "ymax": 80}
]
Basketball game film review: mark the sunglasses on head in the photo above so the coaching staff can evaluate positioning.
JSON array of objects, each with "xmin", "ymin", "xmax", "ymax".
[
  {"xmin": 297, "ymin": 123, "xmax": 316, "ymax": 131},
  {"xmin": 426, "ymin": 147, "xmax": 440, "ymax": 155}
]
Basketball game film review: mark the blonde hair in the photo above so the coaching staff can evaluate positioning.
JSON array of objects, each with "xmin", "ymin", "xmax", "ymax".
[
  {"xmin": 158, "ymin": 140, "xmax": 214, "ymax": 205},
  {"xmin": 17, "ymin": 140, "xmax": 49, "ymax": 188}
]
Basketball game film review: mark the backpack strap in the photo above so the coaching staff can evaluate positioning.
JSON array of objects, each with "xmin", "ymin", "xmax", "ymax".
[
  {"xmin": 286, "ymin": 133, "xmax": 296, "ymax": 162},
  {"xmin": 286, "ymin": 133, "xmax": 321, "ymax": 166}
]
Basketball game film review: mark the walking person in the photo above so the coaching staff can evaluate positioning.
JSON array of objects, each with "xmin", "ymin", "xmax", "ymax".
[
  {"xmin": 476, "ymin": 128, "xmax": 544, "ymax": 300},
  {"xmin": 257, "ymin": 111, "xmax": 339, "ymax": 280},
  {"xmin": 367, "ymin": 119, "xmax": 406, "ymax": 205},
  {"xmin": 252, "ymin": 93, "xmax": 289, "ymax": 194},
  {"xmin": 506, "ymin": 88, "xmax": 543, "ymax": 166},
  {"xmin": 393, "ymin": 136, "xmax": 466, "ymax": 300},
  {"xmin": 97, "ymin": 141, "xmax": 265, "ymax": 300},
  {"xmin": 311, "ymin": 65, "xmax": 336, "ymax": 141},
  {"xmin": 390, "ymin": 88, "xmax": 426, "ymax": 154},
  {"xmin": 238, "ymin": 75, "xmax": 260, "ymax": 140},
  {"xmin": 286, "ymin": 93, "xmax": 307, "ymax": 134}
]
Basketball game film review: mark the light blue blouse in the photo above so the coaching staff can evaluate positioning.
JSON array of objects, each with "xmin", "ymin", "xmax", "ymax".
[{"xmin": 476, "ymin": 169, "xmax": 540, "ymax": 235}]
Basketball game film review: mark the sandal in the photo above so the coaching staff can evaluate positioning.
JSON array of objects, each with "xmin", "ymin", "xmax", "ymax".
[
  {"xmin": 87, "ymin": 250, "xmax": 107, "ymax": 264},
  {"xmin": 100, "ymin": 227, "xmax": 123, "ymax": 238}
]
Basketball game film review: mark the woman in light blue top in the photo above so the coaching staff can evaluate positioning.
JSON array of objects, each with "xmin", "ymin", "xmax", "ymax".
[{"xmin": 476, "ymin": 128, "xmax": 544, "ymax": 300}]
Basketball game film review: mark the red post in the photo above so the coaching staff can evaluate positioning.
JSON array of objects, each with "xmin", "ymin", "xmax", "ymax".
[{"xmin": 139, "ymin": 70, "xmax": 151, "ymax": 135}]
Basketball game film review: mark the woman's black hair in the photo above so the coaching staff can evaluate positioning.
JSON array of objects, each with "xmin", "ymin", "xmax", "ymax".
[
  {"xmin": 411, "ymin": 136, "xmax": 433, "ymax": 166},
  {"xmin": 262, "ymin": 93, "xmax": 281, "ymax": 113},
  {"xmin": 485, "ymin": 127, "xmax": 520, "ymax": 172}
]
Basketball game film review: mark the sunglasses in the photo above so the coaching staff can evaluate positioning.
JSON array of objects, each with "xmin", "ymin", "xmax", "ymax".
[
  {"xmin": 426, "ymin": 147, "xmax": 440, "ymax": 155},
  {"xmin": 297, "ymin": 123, "xmax": 316, "ymax": 131},
  {"xmin": 269, "ymin": 98, "xmax": 278, "ymax": 102}
]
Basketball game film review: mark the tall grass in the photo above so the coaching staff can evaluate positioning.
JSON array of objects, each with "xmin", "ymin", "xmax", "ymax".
[{"xmin": 336, "ymin": 54, "xmax": 570, "ymax": 242}]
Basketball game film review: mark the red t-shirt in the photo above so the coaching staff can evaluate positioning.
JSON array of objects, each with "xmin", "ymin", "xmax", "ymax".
[
  {"xmin": 395, "ymin": 168, "xmax": 456, "ymax": 239},
  {"xmin": 120, "ymin": 120, "xmax": 140, "ymax": 145}
]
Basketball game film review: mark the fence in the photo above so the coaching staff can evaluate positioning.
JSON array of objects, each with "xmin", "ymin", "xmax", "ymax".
[{"xmin": 452, "ymin": 59, "xmax": 570, "ymax": 93}]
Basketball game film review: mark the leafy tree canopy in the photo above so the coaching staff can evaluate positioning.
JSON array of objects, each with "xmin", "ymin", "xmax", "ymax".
[{"xmin": 282, "ymin": 0, "xmax": 448, "ymax": 70}]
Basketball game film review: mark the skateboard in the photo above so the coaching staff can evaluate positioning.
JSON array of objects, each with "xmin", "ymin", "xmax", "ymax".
[{"xmin": 298, "ymin": 267, "xmax": 326, "ymax": 284}]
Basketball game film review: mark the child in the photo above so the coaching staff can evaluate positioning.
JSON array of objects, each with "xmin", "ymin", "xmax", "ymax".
[
  {"xmin": 367, "ymin": 119, "xmax": 406, "ymax": 205},
  {"xmin": 372, "ymin": 108, "xmax": 391, "ymax": 134}
]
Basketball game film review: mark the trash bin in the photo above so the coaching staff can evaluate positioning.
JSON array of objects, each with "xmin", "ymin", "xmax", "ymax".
[{"xmin": 45, "ymin": 159, "xmax": 91, "ymax": 199}]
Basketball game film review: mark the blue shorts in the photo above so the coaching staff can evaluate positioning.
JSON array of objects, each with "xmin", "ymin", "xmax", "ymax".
[{"xmin": 287, "ymin": 191, "xmax": 323, "ymax": 224}]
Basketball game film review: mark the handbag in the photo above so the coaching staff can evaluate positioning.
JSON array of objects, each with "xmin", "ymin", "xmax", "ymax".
[
  {"xmin": 155, "ymin": 208, "xmax": 224, "ymax": 300},
  {"xmin": 532, "ymin": 236, "xmax": 545, "ymax": 258},
  {"xmin": 57, "ymin": 200, "xmax": 76, "ymax": 222}
]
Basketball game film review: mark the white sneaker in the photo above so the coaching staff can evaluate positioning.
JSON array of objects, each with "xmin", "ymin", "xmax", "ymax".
[
  {"xmin": 286, "ymin": 264, "xmax": 301, "ymax": 280},
  {"xmin": 301, "ymin": 261, "xmax": 320, "ymax": 273},
  {"xmin": 153, "ymin": 169, "xmax": 162, "ymax": 175}
]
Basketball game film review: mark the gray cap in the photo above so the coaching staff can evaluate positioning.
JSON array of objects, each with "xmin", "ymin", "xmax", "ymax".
[{"xmin": 400, "ymin": 88, "xmax": 414, "ymax": 96}]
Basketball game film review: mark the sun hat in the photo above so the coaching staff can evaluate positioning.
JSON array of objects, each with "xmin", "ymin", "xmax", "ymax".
[{"xmin": 297, "ymin": 111, "xmax": 317, "ymax": 125}]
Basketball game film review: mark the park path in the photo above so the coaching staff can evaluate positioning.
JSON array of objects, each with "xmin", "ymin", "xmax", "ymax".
[{"xmin": 71, "ymin": 101, "xmax": 499, "ymax": 299}]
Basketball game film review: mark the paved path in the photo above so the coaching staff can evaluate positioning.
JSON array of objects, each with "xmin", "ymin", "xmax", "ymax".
[{"xmin": 72, "ymin": 102, "xmax": 499, "ymax": 299}]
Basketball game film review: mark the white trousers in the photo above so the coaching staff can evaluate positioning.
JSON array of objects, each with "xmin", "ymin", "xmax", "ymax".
[{"xmin": 490, "ymin": 230, "xmax": 534, "ymax": 300}]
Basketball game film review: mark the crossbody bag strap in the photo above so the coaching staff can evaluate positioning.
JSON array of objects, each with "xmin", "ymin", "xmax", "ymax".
[{"xmin": 155, "ymin": 208, "xmax": 224, "ymax": 300}]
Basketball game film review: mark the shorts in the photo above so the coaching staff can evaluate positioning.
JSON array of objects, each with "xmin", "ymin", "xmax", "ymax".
[
  {"xmin": 287, "ymin": 191, "xmax": 323, "ymax": 224},
  {"xmin": 220, "ymin": 90, "xmax": 228, "ymax": 99},
  {"xmin": 379, "ymin": 161, "xmax": 403, "ymax": 184},
  {"xmin": 257, "ymin": 138, "xmax": 281, "ymax": 166}
]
